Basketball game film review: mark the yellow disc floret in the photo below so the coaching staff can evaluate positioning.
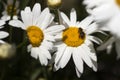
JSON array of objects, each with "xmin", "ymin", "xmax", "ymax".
[
  {"xmin": 62, "ymin": 27, "xmax": 86, "ymax": 47},
  {"xmin": 7, "ymin": 5, "xmax": 17, "ymax": 15},
  {"xmin": 27, "ymin": 26, "xmax": 44, "ymax": 47},
  {"xmin": 116, "ymin": 0, "xmax": 120, "ymax": 7}
]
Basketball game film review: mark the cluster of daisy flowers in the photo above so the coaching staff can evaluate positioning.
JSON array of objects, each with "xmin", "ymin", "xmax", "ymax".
[
  {"xmin": 0, "ymin": 0, "xmax": 119, "ymax": 78},
  {"xmin": 83, "ymin": 0, "xmax": 120, "ymax": 59}
]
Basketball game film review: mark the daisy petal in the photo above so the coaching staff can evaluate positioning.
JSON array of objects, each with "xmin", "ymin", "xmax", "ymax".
[
  {"xmin": 73, "ymin": 48, "xmax": 83, "ymax": 73},
  {"xmin": 32, "ymin": 3, "xmax": 41, "ymax": 25},
  {"xmin": 60, "ymin": 12, "xmax": 70, "ymax": 26},
  {"xmin": 79, "ymin": 46, "xmax": 93, "ymax": 68},
  {"xmin": 0, "ymin": 20, "xmax": 5, "ymax": 26},
  {"xmin": 55, "ymin": 44, "xmax": 67, "ymax": 64},
  {"xmin": 45, "ymin": 25, "xmax": 65, "ymax": 35},
  {"xmin": 60, "ymin": 47, "xmax": 72, "ymax": 68},
  {"xmin": 75, "ymin": 67, "xmax": 81, "ymax": 78},
  {"xmin": 70, "ymin": 8, "xmax": 77, "ymax": 26},
  {"xmin": 40, "ymin": 46, "xmax": 51, "ymax": 59},
  {"xmin": 38, "ymin": 49, "xmax": 48, "ymax": 65},
  {"xmin": 36, "ymin": 8, "xmax": 49, "ymax": 27},
  {"xmin": 9, "ymin": 20, "xmax": 25, "ymax": 29},
  {"xmin": 31, "ymin": 48, "xmax": 38, "ymax": 59},
  {"xmin": 0, "ymin": 31, "xmax": 9, "ymax": 39},
  {"xmin": 87, "ymin": 36, "xmax": 102, "ymax": 44},
  {"xmin": 41, "ymin": 13, "xmax": 54, "ymax": 29},
  {"xmin": 27, "ymin": 44, "xmax": 32, "ymax": 52},
  {"xmin": 21, "ymin": 10, "xmax": 32, "ymax": 27},
  {"xmin": 82, "ymin": 44, "xmax": 97, "ymax": 61},
  {"xmin": 44, "ymin": 34, "xmax": 55, "ymax": 42},
  {"xmin": 78, "ymin": 16, "xmax": 93, "ymax": 29}
]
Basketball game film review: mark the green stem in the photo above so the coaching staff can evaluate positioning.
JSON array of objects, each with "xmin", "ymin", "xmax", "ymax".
[
  {"xmin": 9, "ymin": 0, "xmax": 17, "ymax": 43},
  {"xmin": 17, "ymin": 38, "xmax": 27, "ymax": 49},
  {"xmin": 42, "ymin": 67, "xmax": 49, "ymax": 80},
  {"xmin": 21, "ymin": 32, "xmax": 27, "ymax": 53},
  {"xmin": 57, "ymin": 9, "xmax": 60, "ymax": 24},
  {"xmin": 53, "ymin": 9, "xmax": 60, "ymax": 24}
]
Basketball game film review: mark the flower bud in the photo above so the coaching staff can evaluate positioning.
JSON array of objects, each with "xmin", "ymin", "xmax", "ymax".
[
  {"xmin": 47, "ymin": 0, "xmax": 62, "ymax": 9},
  {"xmin": 0, "ymin": 43, "xmax": 16, "ymax": 59}
]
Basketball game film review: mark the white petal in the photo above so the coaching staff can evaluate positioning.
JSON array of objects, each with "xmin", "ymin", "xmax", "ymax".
[
  {"xmin": 36, "ymin": 8, "xmax": 50, "ymax": 28},
  {"xmin": 92, "ymin": 60, "xmax": 97, "ymax": 71},
  {"xmin": 55, "ymin": 43, "xmax": 67, "ymax": 64},
  {"xmin": 88, "ymin": 4, "xmax": 115, "ymax": 22},
  {"xmin": 0, "ymin": 40, "xmax": 5, "ymax": 43},
  {"xmin": 0, "ymin": 31, "xmax": 9, "ymax": 39},
  {"xmin": 0, "ymin": 26, "xmax": 4, "ymax": 29},
  {"xmin": 41, "ymin": 40, "xmax": 53, "ymax": 50},
  {"xmin": 73, "ymin": 48, "xmax": 83, "ymax": 73},
  {"xmin": 41, "ymin": 13, "xmax": 54, "ymax": 29},
  {"xmin": 32, "ymin": 3, "xmax": 41, "ymax": 25},
  {"xmin": 0, "ymin": 20, "xmax": 5, "ymax": 26},
  {"xmin": 44, "ymin": 34, "xmax": 55, "ymax": 42},
  {"xmin": 9, "ymin": 20, "xmax": 25, "ymax": 29},
  {"xmin": 75, "ymin": 67, "xmax": 81, "ymax": 78},
  {"xmin": 55, "ymin": 32, "xmax": 62, "ymax": 40},
  {"xmin": 70, "ymin": 8, "xmax": 77, "ymax": 26},
  {"xmin": 60, "ymin": 12, "xmax": 70, "ymax": 26},
  {"xmin": 38, "ymin": 49, "xmax": 48, "ymax": 65},
  {"xmin": 87, "ymin": 36, "xmax": 102, "ymax": 44},
  {"xmin": 82, "ymin": 44, "xmax": 97, "ymax": 61},
  {"xmin": 40, "ymin": 46, "xmax": 51, "ymax": 59},
  {"xmin": 31, "ymin": 48, "xmax": 38, "ymax": 59},
  {"xmin": 1, "ymin": 15, "xmax": 10, "ymax": 21},
  {"xmin": 85, "ymin": 23, "xmax": 98, "ymax": 34},
  {"xmin": 78, "ymin": 46, "xmax": 93, "ymax": 68},
  {"xmin": 27, "ymin": 44, "xmax": 32, "ymax": 52},
  {"xmin": 60, "ymin": 47, "xmax": 72, "ymax": 68},
  {"xmin": 78, "ymin": 16, "xmax": 93, "ymax": 29},
  {"xmin": 45, "ymin": 25, "xmax": 65, "ymax": 35},
  {"xmin": 21, "ymin": 10, "xmax": 32, "ymax": 27}
]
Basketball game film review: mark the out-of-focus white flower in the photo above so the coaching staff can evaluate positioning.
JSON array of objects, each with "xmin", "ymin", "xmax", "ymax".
[
  {"xmin": 0, "ymin": 43, "xmax": 16, "ymax": 59},
  {"xmin": 83, "ymin": 0, "xmax": 120, "ymax": 37},
  {"xmin": 54, "ymin": 8, "xmax": 101, "ymax": 77},
  {"xmin": 0, "ymin": 20, "xmax": 9, "ymax": 43},
  {"xmin": 9, "ymin": 3, "xmax": 65, "ymax": 66},
  {"xmin": 83, "ymin": 0, "xmax": 120, "ymax": 59},
  {"xmin": 1, "ymin": 0, "xmax": 19, "ymax": 21}
]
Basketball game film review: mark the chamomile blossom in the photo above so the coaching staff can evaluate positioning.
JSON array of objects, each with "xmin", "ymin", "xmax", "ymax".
[
  {"xmin": 54, "ymin": 9, "xmax": 101, "ymax": 77},
  {"xmin": 1, "ymin": 0, "xmax": 19, "ymax": 21},
  {"xmin": 83, "ymin": 0, "xmax": 120, "ymax": 59},
  {"xmin": 0, "ymin": 20, "xmax": 9, "ymax": 43},
  {"xmin": 83, "ymin": 0, "xmax": 120, "ymax": 37},
  {"xmin": 9, "ymin": 3, "xmax": 64, "ymax": 66}
]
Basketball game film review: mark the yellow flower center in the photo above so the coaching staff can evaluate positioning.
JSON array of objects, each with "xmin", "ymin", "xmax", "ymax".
[
  {"xmin": 27, "ymin": 26, "xmax": 44, "ymax": 47},
  {"xmin": 116, "ymin": 0, "xmax": 120, "ymax": 7},
  {"xmin": 7, "ymin": 5, "xmax": 17, "ymax": 15},
  {"xmin": 62, "ymin": 27, "xmax": 86, "ymax": 47}
]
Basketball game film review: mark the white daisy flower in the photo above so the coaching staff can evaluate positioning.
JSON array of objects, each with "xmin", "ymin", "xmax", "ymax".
[
  {"xmin": 83, "ymin": 0, "xmax": 120, "ymax": 59},
  {"xmin": 54, "ymin": 8, "xmax": 101, "ymax": 77},
  {"xmin": 83, "ymin": 0, "xmax": 120, "ymax": 37},
  {"xmin": 0, "ymin": 20, "xmax": 9, "ymax": 43},
  {"xmin": 9, "ymin": 3, "xmax": 65, "ymax": 66},
  {"xmin": 1, "ymin": 0, "xmax": 19, "ymax": 21}
]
